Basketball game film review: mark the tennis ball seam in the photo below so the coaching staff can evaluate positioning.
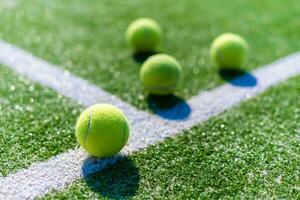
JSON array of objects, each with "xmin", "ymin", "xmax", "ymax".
[
  {"xmin": 121, "ymin": 120, "xmax": 127, "ymax": 147},
  {"xmin": 83, "ymin": 108, "xmax": 93, "ymax": 149},
  {"xmin": 83, "ymin": 107, "xmax": 128, "ymax": 155}
]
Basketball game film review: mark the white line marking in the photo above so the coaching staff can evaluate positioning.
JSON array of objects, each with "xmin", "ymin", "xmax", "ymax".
[
  {"xmin": 0, "ymin": 41, "xmax": 138, "ymax": 110},
  {"xmin": 0, "ymin": 0, "xmax": 19, "ymax": 9},
  {"xmin": 0, "ymin": 40, "xmax": 300, "ymax": 199}
]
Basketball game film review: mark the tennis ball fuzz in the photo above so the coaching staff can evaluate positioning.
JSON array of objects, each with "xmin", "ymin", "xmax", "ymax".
[
  {"xmin": 75, "ymin": 104, "xmax": 130, "ymax": 157},
  {"xmin": 126, "ymin": 18, "xmax": 162, "ymax": 52},
  {"xmin": 210, "ymin": 33, "xmax": 248, "ymax": 69},
  {"xmin": 140, "ymin": 54, "xmax": 182, "ymax": 95}
]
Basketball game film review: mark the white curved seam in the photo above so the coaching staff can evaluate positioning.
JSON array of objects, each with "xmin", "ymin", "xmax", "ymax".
[{"xmin": 83, "ymin": 108, "xmax": 93, "ymax": 149}]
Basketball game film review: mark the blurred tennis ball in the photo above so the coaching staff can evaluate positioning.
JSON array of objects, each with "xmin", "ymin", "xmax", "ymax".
[
  {"xmin": 140, "ymin": 54, "xmax": 182, "ymax": 95},
  {"xmin": 75, "ymin": 104, "xmax": 130, "ymax": 157},
  {"xmin": 126, "ymin": 18, "xmax": 162, "ymax": 52},
  {"xmin": 210, "ymin": 33, "xmax": 248, "ymax": 69}
]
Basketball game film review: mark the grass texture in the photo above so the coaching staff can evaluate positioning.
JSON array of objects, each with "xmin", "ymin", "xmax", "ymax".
[
  {"xmin": 43, "ymin": 74, "xmax": 300, "ymax": 199},
  {"xmin": 0, "ymin": 65, "xmax": 81, "ymax": 176},
  {"xmin": 0, "ymin": 0, "xmax": 300, "ymax": 109}
]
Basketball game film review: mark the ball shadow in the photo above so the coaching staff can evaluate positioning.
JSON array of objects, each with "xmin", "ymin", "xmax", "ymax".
[
  {"xmin": 132, "ymin": 50, "xmax": 159, "ymax": 64},
  {"xmin": 82, "ymin": 155, "xmax": 140, "ymax": 199},
  {"xmin": 146, "ymin": 94, "xmax": 191, "ymax": 120},
  {"xmin": 219, "ymin": 68, "xmax": 257, "ymax": 87}
]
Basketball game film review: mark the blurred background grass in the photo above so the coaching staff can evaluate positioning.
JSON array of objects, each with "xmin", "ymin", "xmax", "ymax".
[{"xmin": 1, "ymin": 0, "xmax": 300, "ymax": 110}]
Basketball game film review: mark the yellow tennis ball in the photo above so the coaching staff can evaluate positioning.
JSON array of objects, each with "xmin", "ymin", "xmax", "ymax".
[
  {"xmin": 140, "ymin": 54, "xmax": 182, "ymax": 95},
  {"xmin": 75, "ymin": 104, "xmax": 130, "ymax": 157},
  {"xmin": 126, "ymin": 18, "xmax": 162, "ymax": 52},
  {"xmin": 210, "ymin": 33, "xmax": 248, "ymax": 69}
]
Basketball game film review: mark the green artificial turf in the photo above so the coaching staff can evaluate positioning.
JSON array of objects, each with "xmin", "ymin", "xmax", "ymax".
[
  {"xmin": 1, "ymin": 0, "xmax": 300, "ymax": 110},
  {"xmin": 43, "ymin": 75, "xmax": 300, "ymax": 199},
  {"xmin": 0, "ymin": 65, "xmax": 81, "ymax": 176}
]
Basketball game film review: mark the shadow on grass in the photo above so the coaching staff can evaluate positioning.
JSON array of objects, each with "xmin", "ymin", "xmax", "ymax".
[
  {"xmin": 132, "ymin": 50, "xmax": 159, "ymax": 64},
  {"xmin": 147, "ymin": 94, "xmax": 191, "ymax": 120},
  {"xmin": 82, "ymin": 156, "xmax": 140, "ymax": 199},
  {"xmin": 219, "ymin": 68, "xmax": 257, "ymax": 87}
]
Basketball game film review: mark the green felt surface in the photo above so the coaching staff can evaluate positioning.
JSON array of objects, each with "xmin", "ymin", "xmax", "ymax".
[
  {"xmin": 43, "ymin": 74, "xmax": 300, "ymax": 199},
  {"xmin": 0, "ymin": 0, "xmax": 300, "ymax": 109},
  {"xmin": 0, "ymin": 65, "xmax": 81, "ymax": 176}
]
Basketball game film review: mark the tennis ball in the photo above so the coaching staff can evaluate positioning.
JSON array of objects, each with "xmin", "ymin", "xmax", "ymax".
[
  {"xmin": 75, "ymin": 104, "xmax": 130, "ymax": 157},
  {"xmin": 210, "ymin": 33, "xmax": 248, "ymax": 69},
  {"xmin": 126, "ymin": 18, "xmax": 162, "ymax": 52},
  {"xmin": 140, "ymin": 54, "xmax": 182, "ymax": 95}
]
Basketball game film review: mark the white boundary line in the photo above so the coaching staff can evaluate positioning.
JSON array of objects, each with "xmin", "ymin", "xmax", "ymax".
[{"xmin": 1, "ymin": 40, "xmax": 300, "ymax": 199}]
